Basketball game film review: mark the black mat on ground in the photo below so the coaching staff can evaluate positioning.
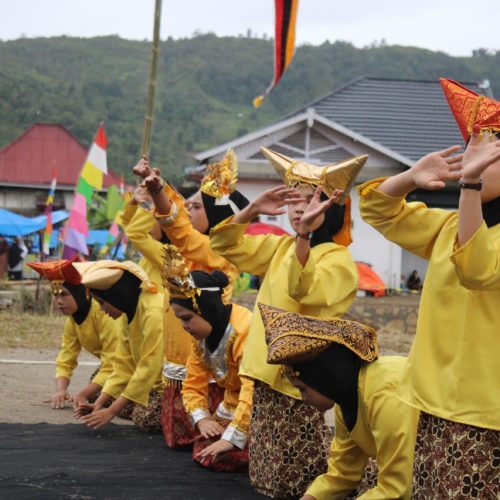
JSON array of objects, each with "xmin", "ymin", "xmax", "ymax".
[{"xmin": 0, "ymin": 423, "xmax": 264, "ymax": 499}]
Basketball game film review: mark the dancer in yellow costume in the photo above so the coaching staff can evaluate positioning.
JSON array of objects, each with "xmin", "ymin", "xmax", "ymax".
[
  {"xmin": 163, "ymin": 246, "xmax": 252, "ymax": 471},
  {"xmin": 74, "ymin": 260, "xmax": 165, "ymax": 433},
  {"xmin": 358, "ymin": 78, "xmax": 500, "ymax": 499},
  {"xmin": 28, "ymin": 258, "xmax": 121, "ymax": 410},
  {"xmin": 210, "ymin": 148, "xmax": 367, "ymax": 498},
  {"xmin": 260, "ymin": 304, "xmax": 418, "ymax": 500},
  {"xmin": 118, "ymin": 182, "xmax": 194, "ymax": 447},
  {"xmin": 131, "ymin": 151, "xmax": 250, "ymax": 447}
]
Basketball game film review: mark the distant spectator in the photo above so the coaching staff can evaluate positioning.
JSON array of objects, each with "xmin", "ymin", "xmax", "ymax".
[
  {"xmin": 0, "ymin": 236, "xmax": 9, "ymax": 279},
  {"xmin": 8, "ymin": 237, "xmax": 28, "ymax": 280},
  {"xmin": 405, "ymin": 269, "xmax": 422, "ymax": 291}
]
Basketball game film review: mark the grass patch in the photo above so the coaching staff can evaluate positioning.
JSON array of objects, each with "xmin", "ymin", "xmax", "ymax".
[{"xmin": 0, "ymin": 311, "xmax": 65, "ymax": 349}]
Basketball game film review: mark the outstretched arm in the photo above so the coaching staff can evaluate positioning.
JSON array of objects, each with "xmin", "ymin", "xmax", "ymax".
[{"xmin": 376, "ymin": 145, "xmax": 463, "ymax": 197}]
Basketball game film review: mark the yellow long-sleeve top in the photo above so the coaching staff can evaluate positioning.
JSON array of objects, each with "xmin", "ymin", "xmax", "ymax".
[
  {"xmin": 210, "ymin": 218, "xmax": 358, "ymax": 398},
  {"xmin": 123, "ymin": 203, "xmax": 193, "ymax": 382},
  {"xmin": 306, "ymin": 356, "xmax": 419, "ymax": 500},
  {"xmin": 55, "ymin": 299, "xmax": 121, "ymax": 387},
  {"xmin": 358, "ymin": 178, "xmax": 500, "ymax": 430},
  {"xmin": 101, "ymin": 291, "xmax": 165, "ymax": 406},
  {"xmin": 154, "ymin": 183, "xmax": 239, "ymax": 303},
  {"xmin": 118, "ymin": 194, "xmax": 163, "ymax": 288},
  {"xmin": 182, "ymin": 304, "xmax": 253, "ymax": 449}
]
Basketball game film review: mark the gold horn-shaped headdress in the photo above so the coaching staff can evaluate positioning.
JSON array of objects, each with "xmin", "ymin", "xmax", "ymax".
[
  {"xmin": 160, "ymin": 245, "xmax": 201, "ymax": 313},
  {"xmin": 73, "ymin": 260, "xmax": 158, "ymax": 293},
  {"xmin": 200, "ymin": 149, "xmax": 239, "ymax": 200},
  {"xmin": 261, "ymin": 147, "xmax": 368, "ymax": 246},
  {"xmin": 260, "ymin": 147, "xmax": 367, "ymax": 204}
]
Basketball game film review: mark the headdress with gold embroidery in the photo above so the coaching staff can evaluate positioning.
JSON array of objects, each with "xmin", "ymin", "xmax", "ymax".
[
  {"xmin": 261, "ymin": 147, "xmax": 367, "ymax": 203},
  {"xmin": 440, "ymin": 78, "xmax": 500, "ymax": 140},
  {"xmin": 160, "ymin": 245, "xmax": 201, "ymax": 313},
  {"xmin": 73, "ymin": 260, "xmax": 157, "ymax": 293},
  {"xmin": 200, "ymin": 149, "xmax": 238, "ymax": 200},
  {"xmin": 261, "ymin": 147, "xmax": 368, "ymax": 246},
  {"xmin": 27, "ymin": 258, "xmax": 82, "ymax": 295},
  {"xmin": 259, "ymin": 302, "xmax": 378, "ymax": 366}
]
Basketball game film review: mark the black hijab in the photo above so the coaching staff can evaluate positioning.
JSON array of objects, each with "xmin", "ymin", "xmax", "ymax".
[
  {"xmin": 171, "ymin": 270, "xmax": 232, "ymax": 353},
  {"xmin": 482, "ymin": 196, "xmax": 500, "ymax": 228},
  {"xmin": 201, "ymin": 190, "xmax": 250, "ymax": 234},
  {"xmin": 309, "ymin": 192, "xmax": 346, "ymax": 247},
  {"xmin": 91, "ymin": 271, "xmax": 142, "ymax": 324},
  {"xmin": 292, "ymin": 343, "xmax": 363, "ymax": 432},
  {"xmin": 64, "ymin": 282, "xmax": 91, "ymax": 326}
]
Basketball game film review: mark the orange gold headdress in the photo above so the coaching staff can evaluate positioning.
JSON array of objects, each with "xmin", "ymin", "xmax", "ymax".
[
  {"xmin": 259, "ymin": 303, "xmax": 378, "ymax": 366},
  {"xmin": 28, "ymin": 258, "xmax": 82, "ymax": 295},
  {"xmin": 73, "ymin": 260, "xmax": 157, "ymax": 293},
  {"xmin": 200, "ymin": 149, "xmax": 238, "ymax": 200},
  {"xmin": 161, "ymin": 245, "xmax": 201, "ymax": 313},
  {"xmin": 261, "ymin": 147, "xmax": 368, "ymax": 246},
  {"xmin": 440, "ymin": 78, "xmax": 500, "ymax": 140}
]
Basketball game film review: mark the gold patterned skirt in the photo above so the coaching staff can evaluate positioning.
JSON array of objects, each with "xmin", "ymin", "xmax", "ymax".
[
  {"xmin": 131, "ymin": 390, "xmax": 164, "ymax": 433},
  {"xmin": 248, "ymin": 381, "xmax": 332, "ymax": 498},
  {"xmin": 412, "ymin": 412, "xmax": 500, "ymax": 499}
]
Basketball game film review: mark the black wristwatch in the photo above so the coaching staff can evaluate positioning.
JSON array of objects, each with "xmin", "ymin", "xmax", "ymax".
[{"xmin": 458, "ymin": 179, "xmax": 482, "ymax": 191}]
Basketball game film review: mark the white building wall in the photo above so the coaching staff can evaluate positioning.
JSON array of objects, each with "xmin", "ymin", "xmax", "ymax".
[{"xmin": 349, "ymin": 190, "xmax": 402, "ymax": 289}]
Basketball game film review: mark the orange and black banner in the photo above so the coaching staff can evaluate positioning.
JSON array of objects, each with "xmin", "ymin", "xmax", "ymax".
[{"xmin": 253, "ymin": 0, "xmax": 299, "ymax": 108}]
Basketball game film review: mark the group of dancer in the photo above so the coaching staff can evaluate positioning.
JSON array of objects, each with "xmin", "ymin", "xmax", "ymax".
[{"xmin": 28, "ymin": 78, "xmax": 499, "ymax": 499}]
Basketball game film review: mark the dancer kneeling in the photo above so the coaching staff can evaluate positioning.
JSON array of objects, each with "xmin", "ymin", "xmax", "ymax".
[
  {"xmin": 163, "ymin": 246, "xmax": 252, "ymax": 471},
  {"xmin": 74, "ymin": 260, "xmax": 165, "ymax": 433},
  {"xmin": 260, "ymin": 303, "xmax": 419, "ymax": 500},
  {"xmin": 28, "ymin": 258, "xmax": 121, "ymax": 410}
]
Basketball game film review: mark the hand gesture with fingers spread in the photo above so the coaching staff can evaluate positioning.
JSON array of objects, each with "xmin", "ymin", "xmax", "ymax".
[
  {"xmin": 411, "ymin": 145, "xmax": 463, "ymax": 190},
  {"xmin": 251, "ymin": 185, "xmax": 306, "ymax": 217},
  {"xmin": 462, "ymin": 127, "xmax": 500, "ymax": 182},
  {"xmin": 299, "ymin": 187, "xmax": 344, "ymax": 234}
]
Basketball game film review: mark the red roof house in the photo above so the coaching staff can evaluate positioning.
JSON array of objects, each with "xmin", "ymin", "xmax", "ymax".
[
  {"xmin": 0, "ymin": 123, "xmax": 122, "ymax": 215},
  {"xmin": 0, "ymin": 123, "xmax": 121, "ymax": 188}
]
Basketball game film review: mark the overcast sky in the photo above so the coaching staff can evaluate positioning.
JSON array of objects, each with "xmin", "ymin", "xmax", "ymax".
[{"xmin": 1, "ymin": 0, "xmax": 498, "ymax": 57}]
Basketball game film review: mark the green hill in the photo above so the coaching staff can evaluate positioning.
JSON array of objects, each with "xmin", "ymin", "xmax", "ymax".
[{"xmin": 0, "ymin": 35, "xmax": 498, "ymax": 181}]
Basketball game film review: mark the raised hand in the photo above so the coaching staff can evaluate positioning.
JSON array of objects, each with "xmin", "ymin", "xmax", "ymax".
[
  {"xmin": 251, "ymin": 185, "xmax": 306, "ymax": 217},
  {"xmin": 462, "ymin": 127, "xmax": 500, "ymax": 182},
  {"xmin": 410, "ymin": 145, "xmax": 463, "ymax": 190},
  {"xmin": 132, "ymin": 155, "xmax": 154, "ymax": 179},
  {"xmin": 142, "ymin": 172, "xmax": 164, "ymax": 195},
  {"xmin": 299, "ymin": 187, "xmax": 343, "ymax": 234}
]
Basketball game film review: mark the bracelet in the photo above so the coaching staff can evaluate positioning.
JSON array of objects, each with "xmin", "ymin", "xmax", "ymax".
[
  {"xmin": 297, "ymin": 231, "xmax": 313, "ymax": 240},
  {"xmin": 458, "ymin": 179, "xmax": 482, "ymax": 191},
  {"xmin": 155, "ymin": 202, "xmax": 179, "ymax": 225}
]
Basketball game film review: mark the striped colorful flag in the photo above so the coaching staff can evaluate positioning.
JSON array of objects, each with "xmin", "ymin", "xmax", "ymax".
[
  {"xmin": 43, "ymin": 168, "xmax": 57, "ymax": 255},
  {"xmin": 63, "ymin": 124, "xmax": 108, "ymax": 258},
  {"xmin": 253, "ymin": 0, "xmax": 299, "ymax": 108}
]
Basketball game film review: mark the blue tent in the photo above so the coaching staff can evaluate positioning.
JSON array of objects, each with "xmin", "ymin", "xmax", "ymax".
[{"xmin": 0, "ymin": 208, "xmax": 68, "ymax": 236}]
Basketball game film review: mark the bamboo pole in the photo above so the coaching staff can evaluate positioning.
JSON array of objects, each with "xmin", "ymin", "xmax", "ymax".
[{"xmin": 141, "ymin": 0, "xmax": 163, "ymax": 157}]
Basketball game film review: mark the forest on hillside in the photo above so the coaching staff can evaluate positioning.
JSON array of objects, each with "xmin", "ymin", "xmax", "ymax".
[{"xmin": 0, "ymin": 34, "xmax": 498, "ymax": 181}]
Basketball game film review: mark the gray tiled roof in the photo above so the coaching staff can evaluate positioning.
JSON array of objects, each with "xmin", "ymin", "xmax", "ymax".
[{"xmin": 292, "ymin": 77, "xmax": 491, "ymax": 162}]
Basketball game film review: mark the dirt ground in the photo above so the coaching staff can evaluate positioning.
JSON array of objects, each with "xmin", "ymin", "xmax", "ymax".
[
  {"xmin": 0, "ymin": 292, "xmax": 416, "ymax": 425},
  {"xmin": 0, "ymin": 346, "xmax": 129, "ymax": 425}
]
